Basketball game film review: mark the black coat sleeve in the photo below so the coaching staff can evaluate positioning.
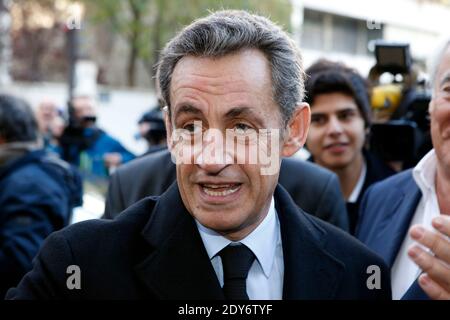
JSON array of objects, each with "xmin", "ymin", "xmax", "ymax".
[{"xmin": 5, "ymin": 231, "xmax": 76, "ymax": 299}]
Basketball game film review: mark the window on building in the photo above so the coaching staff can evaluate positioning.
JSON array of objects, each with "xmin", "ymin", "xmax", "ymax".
[
  {"xmin": 301, "ymin": 9, "xmax": 383, "ymax": 56},
  {"xmin": 301, "ymin": 10, "xmax": 325, "ymax": 50}
]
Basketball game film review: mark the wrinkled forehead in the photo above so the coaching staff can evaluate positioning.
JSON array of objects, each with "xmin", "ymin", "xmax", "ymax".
[{"xmin": 170, "ymin": 50, "xmax": 272, "ymax": 96}]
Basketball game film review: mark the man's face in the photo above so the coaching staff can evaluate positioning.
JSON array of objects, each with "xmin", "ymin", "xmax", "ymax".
[
  {"xmin": 71, "ymin": 97, "xmax": 96, "ymax": 124},
  {"xmin": 167, "ymin": 49, "xmax": 309, "ymax": 241},
  {"xmin": 306, "ymin": 93, "xmax": 365, "ymax": 170},
  {"xmin": 38, "ymin": 101, "xmax": 57, "ymax": 122},
  {"xmin": 430, "ymin": 46, "xmax": 450, "ymax": 171}
]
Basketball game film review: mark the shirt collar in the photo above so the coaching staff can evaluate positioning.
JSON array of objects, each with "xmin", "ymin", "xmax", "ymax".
[
  {"xmin": 348, "ymin": 159, "xmax": 367, "ymax": 203},
  {"xmin": 196, "ymin": 197, "xmax": 279, "ymax": 278},
  {"xmin": 413, "ymin": 149, "xmax": 437, "ymax": 197}
]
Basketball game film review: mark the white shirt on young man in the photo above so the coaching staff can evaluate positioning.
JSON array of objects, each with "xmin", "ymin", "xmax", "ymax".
[{"xmin": 348, "ymin": 160, "xmax": 367, "ymax": 203}]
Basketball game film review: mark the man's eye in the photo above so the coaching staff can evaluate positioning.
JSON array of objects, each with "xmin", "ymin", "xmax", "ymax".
[
  {"xmin": 183, "ymin": 122, "xmax": 202, "ymax": 133},
  {"xmin": 233, "ymin": 123, "xmax": 255, "ymax": 134},
  {"xmin": 338, "ymin": 111, "xmax": 356, "ymax": 121},
  {"xmin": 311, "ymin": 115, "xmax": 326, "ymax": 125}
]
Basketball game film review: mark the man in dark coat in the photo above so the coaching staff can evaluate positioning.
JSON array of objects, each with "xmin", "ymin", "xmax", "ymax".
[
  {"xmin": 7, "ymin": 11, "xmax": 390, "ymax": 300},
  {"xmin": 0, "ymin": 94, "xmax": 82, "ymax": 297}
]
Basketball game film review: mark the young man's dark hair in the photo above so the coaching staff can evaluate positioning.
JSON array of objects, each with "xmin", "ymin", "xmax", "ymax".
[{"xmin": 305, "ymin": 59, "xmax": 372, "ymax": 128}]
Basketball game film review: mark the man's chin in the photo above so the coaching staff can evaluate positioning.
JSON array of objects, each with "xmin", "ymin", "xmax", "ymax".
[
  {"xmin": 196, "ymin": 215, "xmax": 245, "ymax": 233},
  {"xmin": 324, "ymin": 159, "xmax": 351, "ymax": 171}
]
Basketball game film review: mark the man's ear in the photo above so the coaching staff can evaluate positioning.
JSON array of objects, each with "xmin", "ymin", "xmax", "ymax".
[
  {"xmin": 163, "ymin": 106, "xmax": 173, "ymax": 151},
  {"xmin": 281, "ymin": 102, "xmax": 311, "ymax": 157}
]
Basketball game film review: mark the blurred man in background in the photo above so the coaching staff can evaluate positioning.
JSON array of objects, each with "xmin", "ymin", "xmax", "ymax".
[
  {"xmin": 35, "ymin": 99, "xmax": 65, "ymax": 156},
  {"xmin": 305, "ymin": 60, "xmax": 395, "ymax": 234},
  {"xmin": 59, "ymin": 95, "xmax": 135, "ymax": 179},
  {"xmin": 35, "ymin": 99, "xmax": 58, "ymax": 139},
  {"xmin": 0, "ymin": 94, "xmax": 82, "ymax": 297},
  {"xmin": 137, "ymin": 106, "xmax": 167, "ymax": 155}
]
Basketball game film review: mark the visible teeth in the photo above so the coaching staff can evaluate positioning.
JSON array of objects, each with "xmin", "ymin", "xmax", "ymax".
[
  {"xmin": 202, "ymin": 185, "xmax": 240, "ymax": 196},
  {"xmin": 203, "ymin": 184, "xmax": 232, "ymax": 189}
]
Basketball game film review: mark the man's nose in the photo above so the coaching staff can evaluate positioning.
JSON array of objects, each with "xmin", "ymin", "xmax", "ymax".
[
  {"xmin": 326, "ymin": 116, "xmax": 344, "ymax": 136},
  {"xmin": 195, "ymin": 130, "xmax": 233, "ymax": 174}
]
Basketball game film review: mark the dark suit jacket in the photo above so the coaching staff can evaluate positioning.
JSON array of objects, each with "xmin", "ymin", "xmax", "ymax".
[
  {"xmin": 104, "ymin": 149, "xmax": 349, "ymax": 231},
  {"xmin": 356, "ymin": 170, "xmax": 428, "ymax": 299},
  {"xmin": 7, "ymin": 183, "xmax": 390, "ymax": 299},
  {"xmin": 346, "ymin": 150, "xmax": 396, "ymax": 234}
]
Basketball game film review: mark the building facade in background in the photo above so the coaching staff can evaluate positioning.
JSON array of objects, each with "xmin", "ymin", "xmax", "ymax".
[{"xmin": 292, "ymin": 0, "xmax": 450, "ymax": 77}]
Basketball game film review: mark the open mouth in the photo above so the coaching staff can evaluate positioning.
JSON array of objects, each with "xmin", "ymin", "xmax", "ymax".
[{"xmin": 200, "ymin": 183, "xmax": 242, "ymax": 197}]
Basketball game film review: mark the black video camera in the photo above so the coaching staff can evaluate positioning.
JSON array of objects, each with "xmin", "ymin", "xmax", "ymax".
[
  {"xmin": 59, "ymin": 100, "xmax": 102, "ymax": 163},
  {"xmin": 368, "ymin": 41, "xmax": 432, "ymax": 169}
]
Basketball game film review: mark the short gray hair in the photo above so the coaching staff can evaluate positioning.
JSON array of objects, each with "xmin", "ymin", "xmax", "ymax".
[
  {"xmin": 157, "ymin": 10, "xmax": 305, "ymax": 125},
  {"xmin": 429, "ymin": 36, "xmax": 450, "ymax": 93}
]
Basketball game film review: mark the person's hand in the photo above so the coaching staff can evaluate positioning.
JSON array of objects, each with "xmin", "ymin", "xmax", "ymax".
[
  {"xmin": 104, "ymin": 153, "xmax": 123, "ymax": 168},
  {"xmin": 408, "ymin": 216, "xmax": 450, "ymax": 300}
]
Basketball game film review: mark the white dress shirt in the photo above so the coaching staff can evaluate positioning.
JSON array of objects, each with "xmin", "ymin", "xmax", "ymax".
[
  {"xmin": 391, "ymin": 149, "xmax": 441, "ymax": 299},
  {"xmin": 348, "ymin": 160, "xmax": 367, "ymax": 203},
  {"xmin": 196, "ymin": 197, "xmax": 284, "ymax": 300}
]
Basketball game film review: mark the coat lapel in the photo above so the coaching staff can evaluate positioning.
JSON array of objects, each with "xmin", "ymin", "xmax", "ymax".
[
  {"xmin": 374, "ymin": 177, "xmax": 422, "ymax": 267},
  {"xmin": 134, "ymin": 183, "xmax": 224, "ymax": 299},
  {"xmin": 134, "ymin": 183, "xmax": 348, "ymax": 300},
  {"xmin": 274, "ymin": 185, "xmax": 345, "ymax": 299}
]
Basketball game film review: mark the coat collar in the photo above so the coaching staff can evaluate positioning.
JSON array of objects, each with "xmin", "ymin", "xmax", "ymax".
[
  {"xmin": 0, "ymin": 149, "xmax": 46, "ymax": 180},
  {"xmin": 274, "ymin": 184, "xmax": 345, "ymax": 299},
  {"xmin": 134, "ymin": 182, "xmax": 224, "ymax": 299},
  {"xmin": 134, "ymin": 182, "xmax": 345, "ymax": 299},
  {"xmin": 374, "ymin": 172, "xmax": 422, "ymax": 267}
]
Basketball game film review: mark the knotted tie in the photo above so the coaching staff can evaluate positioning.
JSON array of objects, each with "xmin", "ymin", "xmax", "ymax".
[{"xmin": 219, "ymin": 244, "xmax": 256, "ymax": 300}]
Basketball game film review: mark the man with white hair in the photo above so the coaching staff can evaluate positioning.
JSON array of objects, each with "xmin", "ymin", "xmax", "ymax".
[{"xmin": 357, "ymin": 37, "xmax": 450, "ymax": 300}]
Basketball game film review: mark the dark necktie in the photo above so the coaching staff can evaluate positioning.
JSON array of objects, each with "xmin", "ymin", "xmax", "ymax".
[{"xmin": 219, "ymin": 244, "xmax": 256, "ymax": 300}]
